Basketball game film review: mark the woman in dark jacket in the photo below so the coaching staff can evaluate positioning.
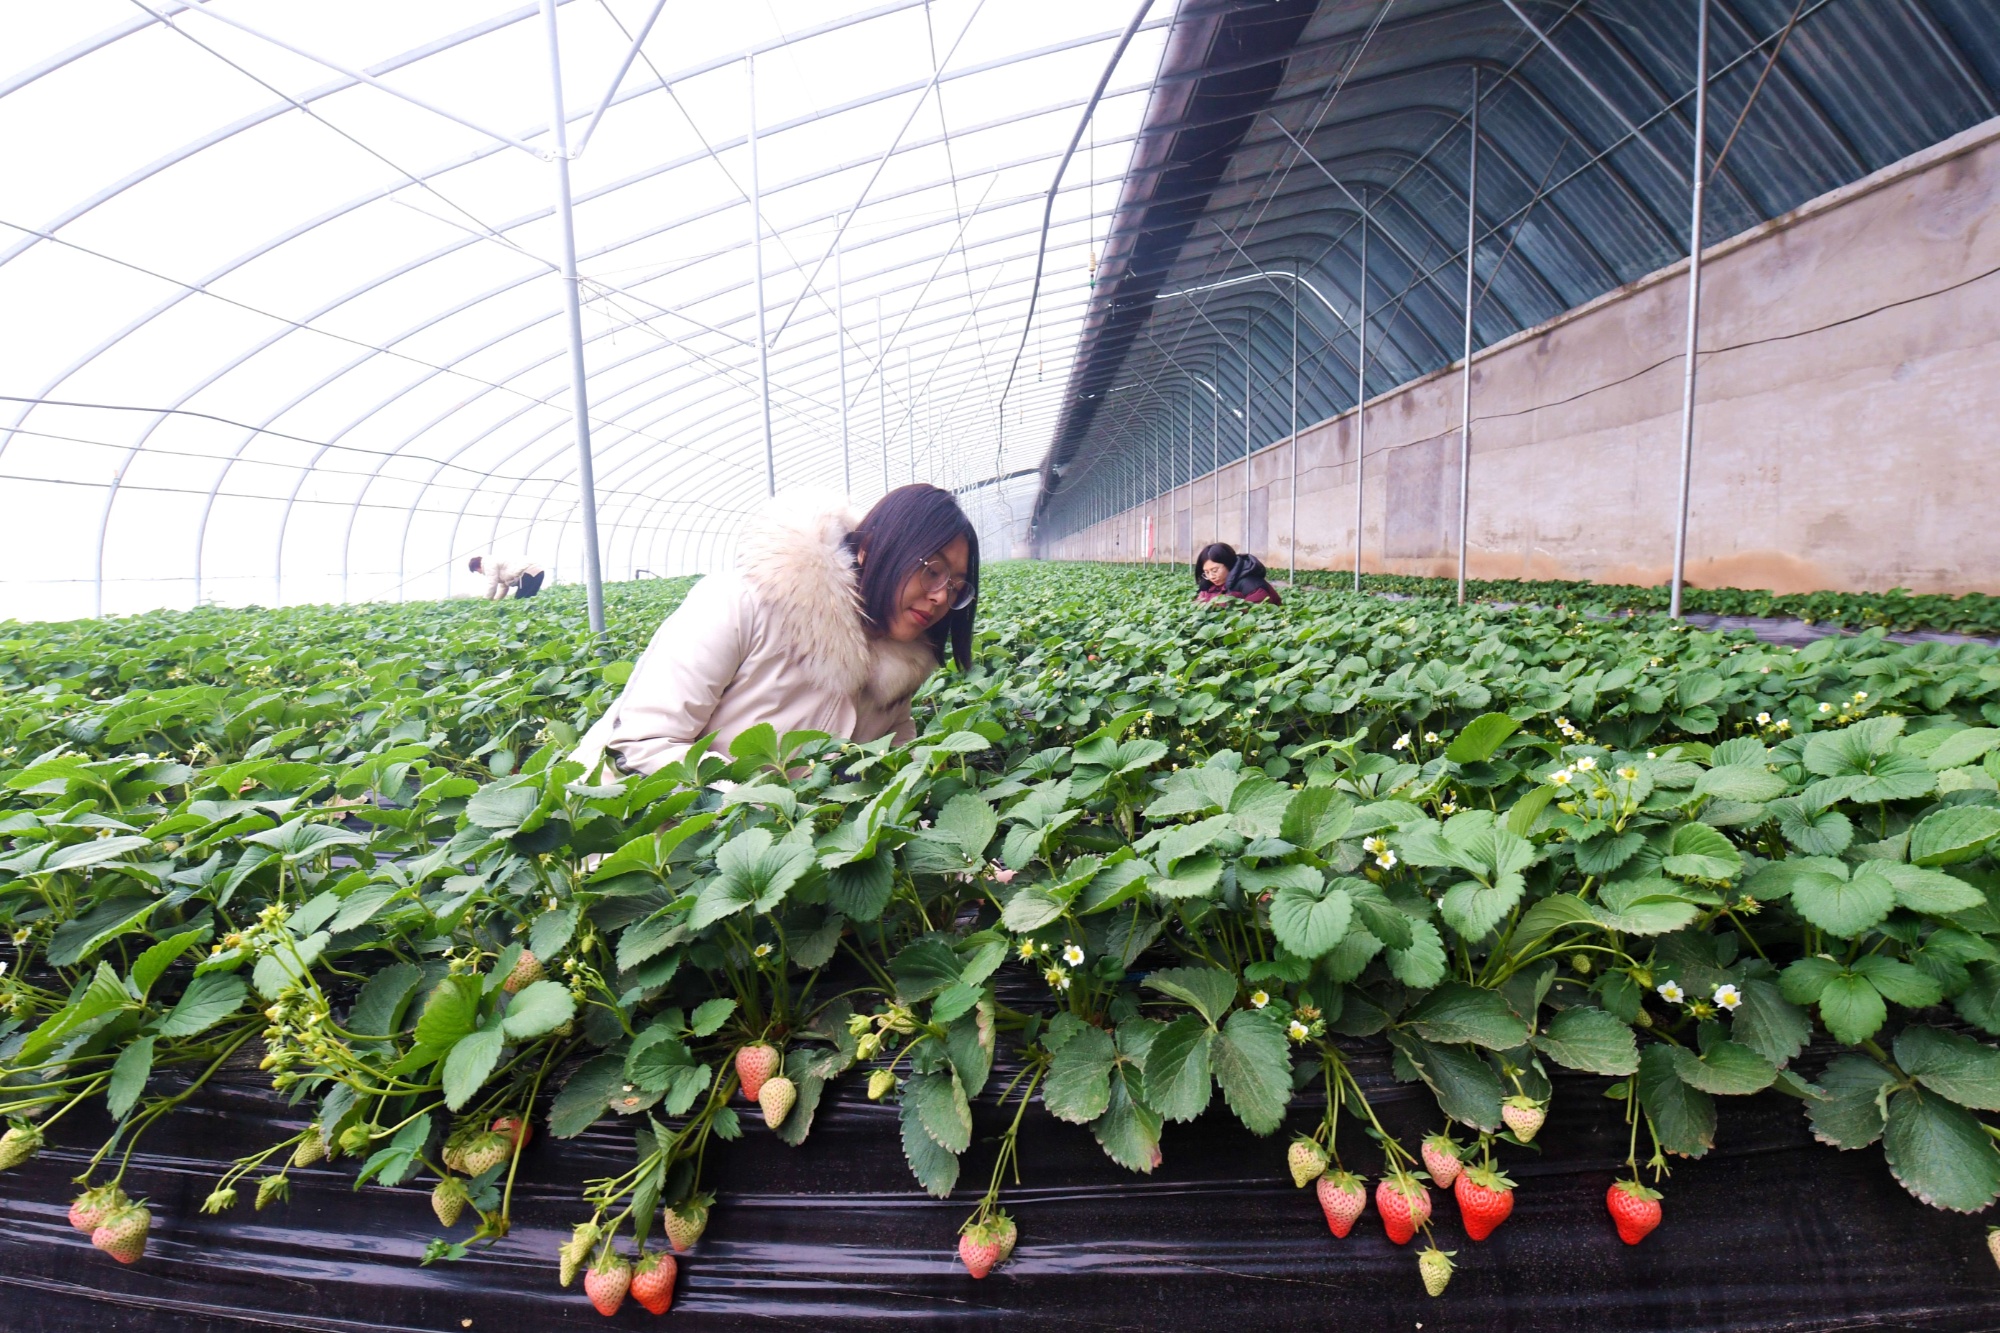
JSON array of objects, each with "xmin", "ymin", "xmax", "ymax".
[{"xmin": 1192, "ymin": 543, "xmax": 1282, "ymax": 606}]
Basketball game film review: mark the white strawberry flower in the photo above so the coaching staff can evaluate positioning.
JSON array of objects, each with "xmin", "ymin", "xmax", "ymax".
[
  {"xmin": 1250, "ymin": 989, "xmax": 1270, "ymax": 1009},
  {"xmin": 1363, "ymin": 836, "xmax": 1388, "ymax": 855},
  {"xmin": 753, "ymin": 943, "xmax": 774, "ymax": 958},
  {"xmin": 1576, "ymin": 756, "xmax": 1597, "ymax": 772},
  {"xmin": 1713, "ymin": 984, "xmax": 1742, "ymax": 1012},
  {"xmin": 1062, "ymin": 942, "xmax": 1085, "ymax": 967},
  {"xmin": 1853, "ymin": 691, "xmax": 1868, "ymax": 702},
  {"xmin": 1549, "ymin": 769, "xmax": 1574, "ymax": 787},
  {"xmin": 1287, "ymin": 1019, "xmax": 1310, "ymax": 1042},
  {"xmin": 1393, "ymin": 733, "xmax": 1412, "ymax": 751},
  {"xmin": 1616, "ymin": 765, "xmax": 1639, "ymax": 781},
  {"xmin": 1756, "ymin": 712, "xmax": 1771, "ymax": 725},
  {"xmin": 1819, "ymin": 702, "xmax": 1833, "ymax": 713},
  {"xmin": 1657, "ymin": 980, "xmax": 1686, "ymax": 1005},
  {"xmin": 1374, "ymin": 849, "xmax": 1399, "ymax": 870},
  {"xmin": 1424, "ymin": 732, "xmax": 1440, "ymax": 744},
  {"xmin": 1044, "ymin": 966, "xmax": 1070, "ymax": 991},
  {"xmin": 1017, "ymin": 939, "xmax": 1039, "ymax": 961}
]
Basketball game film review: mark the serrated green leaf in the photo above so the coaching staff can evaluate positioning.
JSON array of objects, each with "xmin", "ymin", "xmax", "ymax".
[
  {"xmin": 1789, "ymin": 865, "xmax": 1895, "ymax": 938},
  {"xmin": 106, "ymin": 1035, "xmax": 155, "ymax": 1119},
  {"xmin": 1446, "ymin": 713, "xmax": 1519, "ymax": 764},
  {"xmin": 1390, "ymin": 1030, "xmax": 1502, "ymax": 1131},
  {"xmin": 500, "ymin": 979, "xmax": 574, "ymax": 1040},
  {"xmin": 442, "ymin": 1025, "xmax": 505, "ymax": 1110},
  {"xmin": 156, "ymin": 972, "xmax": 246, "ymax": 1039},
  {"xmin": 1090, "ymin": 1061, "xmax": 1163, "ymax": 1173},
  {"xmin": 1806, "ymin": 1054, "xmax": 1896, "ymax": 1149},
  {"xmin": 899, "ymin": 1095, "xmax": 960, "ymax": 1197},
  {"xmin": 1730, "ymin": 977, "xmax": 1810, "ymax": 1068},
  {"xmin": 1269, "ymin": 879, "xmax": 1352, "ymax": 959},
  {"xmin": 1669, "ymin": 1039, "xmax": 1776, "ymax": 1095},
  {"xmin": 1883, "ymin": 1088, "xmax": 2000, "ymax": 1212},
  {"xmin": 1210, "ymin": 1009, "xmax": 1291, "ymax": 1136},
  {"xmin": 1532, "ymin": 1005, "xmax": 1639, "ymax": 1075},
  {"xmin": 1385, "ymin": 918, "xmax": 1447, "ymax": 989},
  {"xmin": 1140, "ymin": 1013, "xmax": 1214, "ymax": 1122},
  {"xmin": 1895, "ymin": 1026, "xmax": 2000, "ymax": 1111},
  {"xmin": 1042, "ymin": 1023, "xmax": 1115, "ymax": 1124},
  {"xmin": 1404, "ymin": 983, "xmax": 1531, "ymax": 1050},
  {"xmin": 1638, "ymin": 1044, "xmax": 1715, "ymax": 1157},
  {"xmin": 1818, "ymin": 972, "xmax": 1889, "ymax": 1046},
  {"xmin": 1141, "ymin": 966, "xmax": 1237, "ymax": 1026},
  {"xmin": 908, "ymin": 1070, "xmax": 973, "ymax": 1154}
]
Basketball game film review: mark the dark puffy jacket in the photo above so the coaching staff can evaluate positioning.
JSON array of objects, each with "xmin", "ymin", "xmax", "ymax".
[{"xmin": 1196, "ymin": 553, "xmax": 1282, "ymax": 606}]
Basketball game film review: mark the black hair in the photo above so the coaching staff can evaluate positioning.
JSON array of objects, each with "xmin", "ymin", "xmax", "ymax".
[
  {"xmin": 1193, "ymin": 542, "xmax": 1237, "ymax": 591},
  {"xmin": 467, "ymin": 556, "xmax": 483, "ymax": 573},
  {"xmin": 845, "ymin": 484, "xmax": 980, "ymax": 670}
]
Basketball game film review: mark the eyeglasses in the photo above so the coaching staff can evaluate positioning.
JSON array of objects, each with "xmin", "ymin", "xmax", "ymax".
[{"xmin": 915, "ymin": 554, "xmax": 976, "ymax": 610}]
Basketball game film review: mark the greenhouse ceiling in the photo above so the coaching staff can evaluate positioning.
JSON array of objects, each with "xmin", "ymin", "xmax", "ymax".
[
  {"xmin": 0, "ymin": 0, "xmax": 1179, "ymax": 621},
  {"xmin": 1031, "ymin": 0, "xmax": 2000, "ymax": 544}
]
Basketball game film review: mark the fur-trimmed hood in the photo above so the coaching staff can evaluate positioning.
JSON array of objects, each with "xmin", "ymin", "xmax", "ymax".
[{"xmin": 733, "ymin": 490, "xmax": 939, "ymax": 712}]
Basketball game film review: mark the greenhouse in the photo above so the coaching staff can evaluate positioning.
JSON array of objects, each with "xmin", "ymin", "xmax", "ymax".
[{"xmin": 2, "ymin": 0, "xmax": 1999, "ymax": 1328}]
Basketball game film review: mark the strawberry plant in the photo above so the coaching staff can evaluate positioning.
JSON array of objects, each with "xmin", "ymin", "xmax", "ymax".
[{"xmin": 3, "ymin": 562, "xmax": 2000, "ymax": 1306}]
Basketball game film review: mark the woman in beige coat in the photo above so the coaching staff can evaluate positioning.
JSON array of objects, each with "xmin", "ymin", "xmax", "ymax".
[{"xmin": 572, "ymin": 484, "xmax": 979, "ymax": 775}]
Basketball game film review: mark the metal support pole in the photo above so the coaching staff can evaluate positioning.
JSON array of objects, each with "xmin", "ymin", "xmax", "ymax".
[
  {"xmin": 877, "ymin": 299, "xmax": 887, "ymax": 495},
  {"xmin": 1354, "ymin": 192, "xmax": 1368, "ymax": 593},
  {"xmin": 542, "ymin": 0, "xmax": 605, "ymax": 635},
  {"xmin": 1211, "ymin": 344, "xmax": 1220, "ymax": 539},
  {"xmin": 1670, "ymin": 0, "xmax": 1709, "ymax": 620},
  {"xmin": 1185, "ymin": 380, "xmax": 1194, "ymax": 565},
  {"xmin": 837, "ymin": 234, "xmax": 850, "ymax": 496},
  {"xmin": 1455, "ymin": 67, "xmax": 1479, "ymax": 606},
  {"xmin": 748, "ymin": 53, "xmax": 775, "ymax": 496},
  {"xmin": 1288, "ymin": 274, "xmax": 1299, "ymax": 586},
  {"xmin": 1242, "ymin": 312, "xmax": 1252, "ymax": 548}
]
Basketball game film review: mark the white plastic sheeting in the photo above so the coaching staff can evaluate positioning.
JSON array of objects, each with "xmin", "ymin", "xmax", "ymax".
[{"xmin": 0, "ymin": 0, "xmax": 1170, "ymax": 620}]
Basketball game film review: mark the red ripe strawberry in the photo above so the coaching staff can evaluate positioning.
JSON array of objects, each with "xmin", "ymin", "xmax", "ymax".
[
  {"xmin": 959, "ymin": 1213, "xmax": 1016, "ymax": 1279},
  {"xmin": 502, "ymin": 950, "xmax": 545, "ymax": 993},
  {"xmin": 758, "ymin": 1076, "xmax": 797, "ymax": 1130},
  {"xmin": 1287, "ymin": 1137, "xmax": 1329, "ymax": 1188},
  {"xmin": 1501, "ymin": 1096, "xmax": 1547, "ymax": 1143},
  {"xmin": 631, "ymin": 1249, "xmax": 677, "ymax": 1315},
  {"xmin": 736, "ymin": 1043, "xmax": 781, "ymax": 1101},
  {"xmin": 491, "ymin": 1116, "xmax": 533, "ymax": 1152},
  {"xmin": 1606, "ymin": 1179, "xmax": 1663, "ymax": 1245},
  {"xmin": 663, "ymin": 1195, "xmax": 711, "ymax": 1253},
  {"xmin": 1375, "ymin": 1174, "xmax": 1431, "ymax": 1246},
  {"xmin": 69, "ymin": 1184, "xmax": 126, "ymax": 1233},
  {"xmin": 92, "ymin": 1202, "xmax": 151, "ymax": 1264},
  {"xmin": 584, "ymin": 1253, "xmax": 632, "ymax": 1316},
  {"xmin": 1316, "ymin": 1170, "xmax": 1367, "ymax": 1238},
  {"xmin": 1420, "ymin": 1133, "xmax": 1463, "ymax": 1188},
  {"xmin": 1454, "ymin": 1165, "xmax": 1516, "ymax": 1241}
]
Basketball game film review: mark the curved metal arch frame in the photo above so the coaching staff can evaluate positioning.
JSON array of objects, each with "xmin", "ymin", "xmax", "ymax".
[{"xmin": 4, "ymin": 1, "xmax": 1176, "ymax": 610}]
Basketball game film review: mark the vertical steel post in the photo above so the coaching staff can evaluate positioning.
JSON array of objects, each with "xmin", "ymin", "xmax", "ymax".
[
  {"xmin": 1354, "ymin": 191, "xmax": 1368, "ymax": 593},
  {"xmin": 748, "ymin": 53, "xmax": 774, "ymax": 496},
  {"xmin": 1211, "ymin": 344, "xmax": 1220, "ymax": 538},
  {"xmin": 1455, "ymin": 67, "xmax": 1478, "ymax": 606},
  {"xmin": 837, "ymin": 233, "xmax": 850, "ymax": 496},
  {"xmin": 1241, "ymin": 311, "xmax": 1252, "ymax": 547},
  {"xmin": 1185, "ymin": 379, "xmax": 1194, "ymax": 564},
  {"xmin": 1288, "ymin": 272, "xmax": 1299, "ymax": 585},
  {"xmin": 1670, "ymin": 0, "xmax": 1709, "ymax": 619},
  {"xmin": 542, "ymin": 0, "xmax": 605, "ymax": 634},
  {"xmin": 877, "ymin": 298, "xmax": 887, "ymax": 495}
]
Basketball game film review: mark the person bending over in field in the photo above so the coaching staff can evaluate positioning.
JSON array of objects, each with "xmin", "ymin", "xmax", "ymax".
[
  {"xmin": 571, "ymin": 484, "xmax": 979, "ymax": 775},
  {"xmin": 469, "ymin": 555, "xmax": 546, "ymax": 600},
  {"xmin": 1193, "ymin": 542, "xmax": 1281, "ymax": 606}
]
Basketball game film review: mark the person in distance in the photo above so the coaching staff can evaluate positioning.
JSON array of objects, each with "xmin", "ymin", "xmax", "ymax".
[
  {"xmin": 469, "ymin": 554, "xmax": 546, "ymax": 600},
  {"xmin": 571, "ymin": 484, "xmax": 978, "ymax": 775},
  {"xmin": 1193, "ymin": 542, "xmax": 1281, "ymax": 606}
]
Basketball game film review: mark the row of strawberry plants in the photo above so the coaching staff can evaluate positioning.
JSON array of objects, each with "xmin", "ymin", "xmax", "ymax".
[
  {"xmin": 1284, "ymin": 567, "xmax": 2000, "ymax": 637},
  {"xmin": 3, "ymin": 563, "xmax": 2000, "ymax": 1311}
]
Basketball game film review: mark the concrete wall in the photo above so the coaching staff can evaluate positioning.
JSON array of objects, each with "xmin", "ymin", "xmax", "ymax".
[{"xmin": 1045, "ymin": 117, "xmax": 2000, "ymax": 595}]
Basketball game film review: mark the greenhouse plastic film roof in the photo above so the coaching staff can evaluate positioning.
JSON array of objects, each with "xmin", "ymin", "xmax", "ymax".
[
  {"xmin": 1031, "ymin": 0, "xmax": 2000, "ymax": 544},
  {"xmin": 0, "ymin": 0, "xmax": 1179, "ymax": 620}
]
